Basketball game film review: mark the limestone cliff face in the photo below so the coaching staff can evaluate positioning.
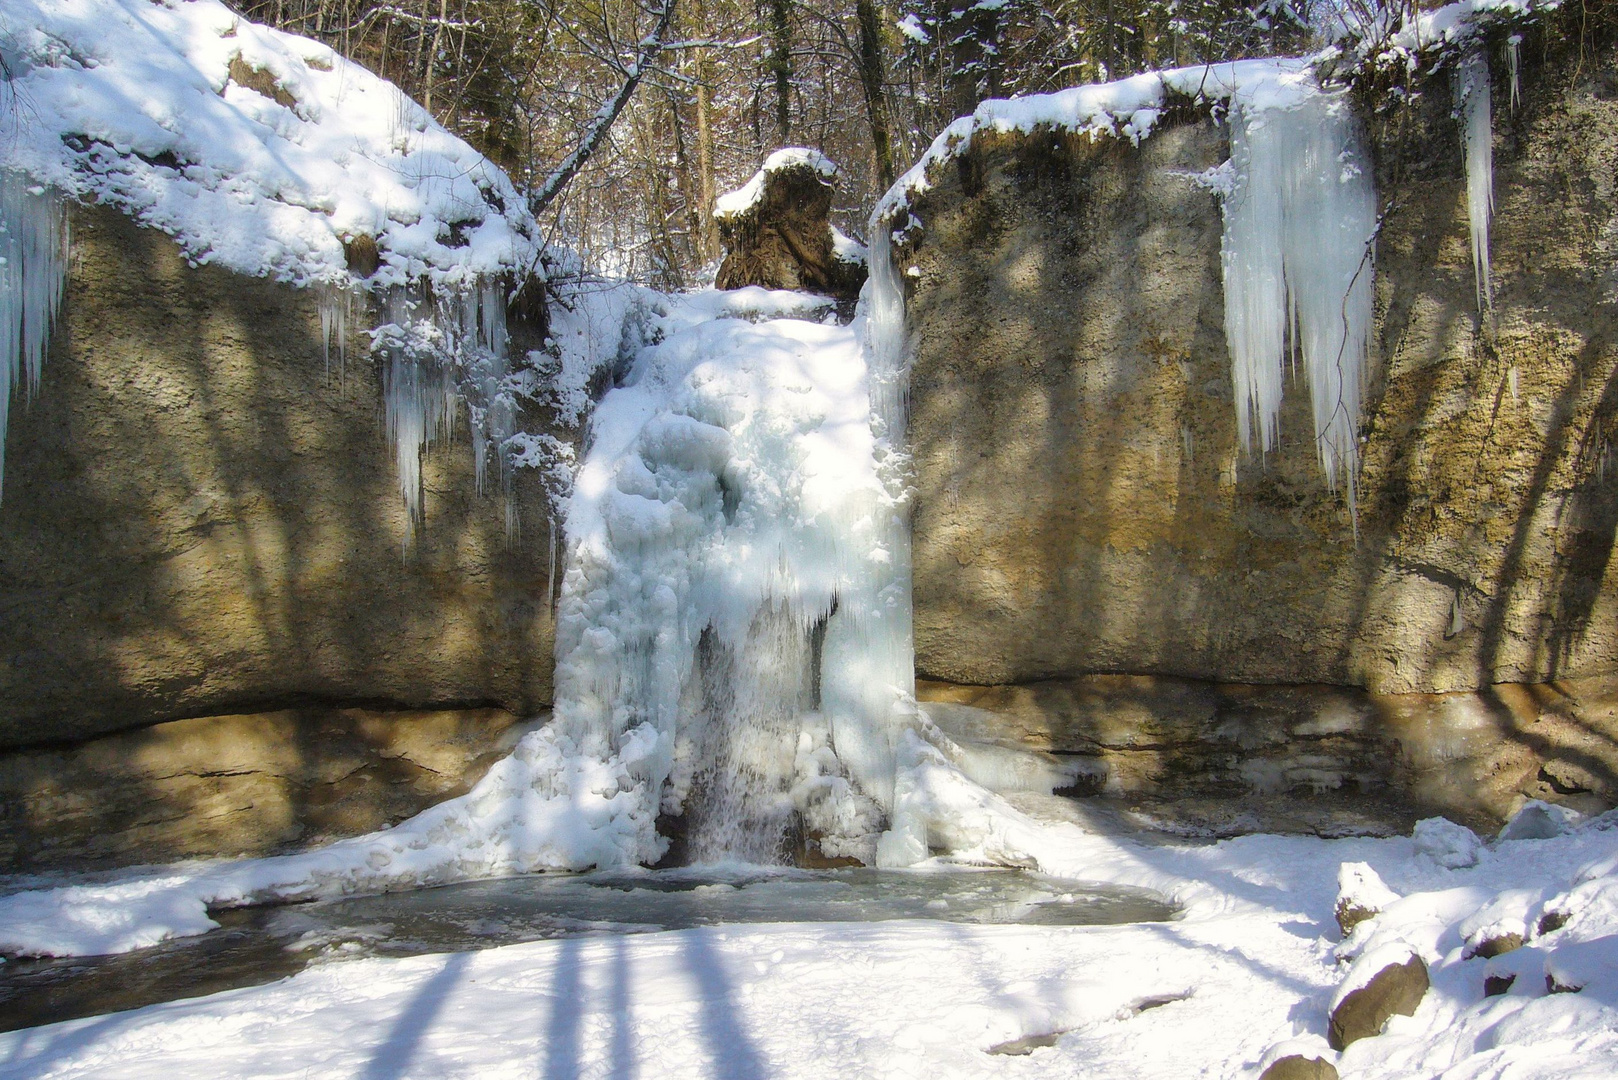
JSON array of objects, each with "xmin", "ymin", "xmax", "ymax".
[
  {"xmin": 0, "ymin": 204, "xmax": 558, "ymax": 751},
  {"xmin": 898, "ymin": 33, "xmax": 1618, "ymax": 696}
]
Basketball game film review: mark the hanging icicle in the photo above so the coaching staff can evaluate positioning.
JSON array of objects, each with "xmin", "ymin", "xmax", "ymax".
[
  {"xmin": 0, "ymin": 172, "xmax": 69, "ymax": 504},
  {"xmin": 316, "ymin": 280, "xmax": 356, "ymax": 382},
  {"xmin": 1506, "ymin": 34, "xmax": 1522, "ymax": 114},
  {"xmin": 1218, "ymin": 86, "xmax": 1378, "ymax": 514},
  {"xmin": 370, "ymin": 275, "xmax": 514, "ymax": 544},
  {"xmin": 1456, "ymin": 49, "xmax": 1495, "ymax": 312}
]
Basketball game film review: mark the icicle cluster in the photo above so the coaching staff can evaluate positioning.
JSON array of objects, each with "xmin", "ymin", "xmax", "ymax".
[
  {"xmin": 0, "ymin": 173, "xmax": 69, "ymax": 503},
  {"xmin": 1219, "ymin": 87, "xmax": 1378, "ymax": 508},
  {"xmin": 372, "ymin": 279, "xmax": 512, "ymax": 539},
  {"xmin": 1456, "ymin": 50, "xmax": 1495, "ymax": 311}
]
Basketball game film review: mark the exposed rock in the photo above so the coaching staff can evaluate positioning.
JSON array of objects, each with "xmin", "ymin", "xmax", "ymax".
[
  {"xmin": 1337, "ymin": 863, "xmax": 1399, "ymax": 937},
  {"xmin": 714, "ymin": 149, "xmax": 867, "ymax": 300},
  {"xmin": 0, "ymin": 203, "xmax": 559, "ymax": 751},
  {"xmin": 897, "ymin": 29, "xmax": 1618, "ymax": 696},
  {"xmin": 1469, "ymin": 932, "xmax": 1525, "ymax": 959},
  {"xmin": 918, "ymin": 675, "xmax": 1618, "ymax": 834},
  {"xmin": 0, "ymin": 705, "xmax": 532, "ymax": 872},
  {"xmin": 1329, "ymin": 953, "xmax": 1429, "ymax": 1050},
  {"xmin": 1260, "ymin": 1055, "xmax": 1339, "ymax": 1080},
  {"xmin": 1484, "ymin": 972, "xmax": 1517, "ymax": 996}
]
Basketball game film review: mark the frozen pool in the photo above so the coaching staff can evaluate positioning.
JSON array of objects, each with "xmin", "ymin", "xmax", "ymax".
[{"xmin": 0, "ymin": 866, "xmax": 1173, "ymax": 1031}]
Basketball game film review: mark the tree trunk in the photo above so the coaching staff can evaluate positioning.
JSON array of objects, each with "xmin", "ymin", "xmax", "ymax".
[{"xmin": 856, "ymin": 0, "xmax": 894, "ymax": 190}]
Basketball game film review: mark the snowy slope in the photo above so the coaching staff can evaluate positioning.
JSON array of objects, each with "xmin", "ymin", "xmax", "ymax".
[{"xmin": 0, "ymin": 0, "xmax": 538, "ymax": 288}]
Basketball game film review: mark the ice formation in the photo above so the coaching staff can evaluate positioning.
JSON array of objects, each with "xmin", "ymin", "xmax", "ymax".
[
  {"xmin": 0, "ymin": 173, "xmax": 69, "ymax": 504},
  {"xmin": 1456, "ymin": 49, "xmax": 1495, "ymax": 311},
  {"xmin": 373, "ymin": 281, "xmax": 515, "ymax": 535},
  {"xmin": 1219, "ymin": 86, "xmax": 1378, "ymax": 504}
]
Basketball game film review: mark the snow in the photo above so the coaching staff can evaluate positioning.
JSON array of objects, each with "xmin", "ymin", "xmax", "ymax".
[
  {"xmin": 0, "ymin": 173, "xmax": 68, "ymax": 504},
  {"xmin": 0, "ymin": 0, "xmax": 538, "ymax": 290},
  {"xmin": 6, "ymin": 810, "xmax": 1618, "ymax": 1077},
  {"xmin": 713, "ymin": 148, "xmax": 839, "ymax": 221}
]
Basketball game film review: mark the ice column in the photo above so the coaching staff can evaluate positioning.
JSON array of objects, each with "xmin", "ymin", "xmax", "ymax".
[
  {"xmin": 1456, "ymin": 49, "xmax": 1494, "ymax": 311},
  {"xmin": 0, "ymin": 173, "xmax": 68, "ymax": 503},
  {"xmin": 820, "ymin": 219, "xmax": 916, "ymax": 814},
  {"xmin": 1220, "ymin": 85, "xmax": 1377, "ymax": 507}
]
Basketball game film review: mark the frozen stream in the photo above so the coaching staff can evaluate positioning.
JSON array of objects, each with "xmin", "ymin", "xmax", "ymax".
[{"xmin": 0, "ymin": 868, "xmax": 1172, "ymax": 1032}]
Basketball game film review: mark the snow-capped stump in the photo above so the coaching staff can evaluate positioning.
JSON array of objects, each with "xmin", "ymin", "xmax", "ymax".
[
  {"xmin": 1460, "ymin": 887, "xmax": 1545, "ymax": 959},
  {"xmin": 713, "ymin": 149, "xmax": 868, "ymax": 302},
  {"xmin": 1335, "ymin": 862, "xmax": 1400, "ymax": 937},
  {"xmin": 1328, "ymin": 943, "xmax": 1430, "ymax": 1050}
]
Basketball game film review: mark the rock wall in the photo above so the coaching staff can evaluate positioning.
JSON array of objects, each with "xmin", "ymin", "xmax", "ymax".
[
  {"xmin": 921, "ymin": 675, "xmax": 1618, "ymax": 836},
  {"xmin": 0, "ymin": 206, "xmax": 557, "ymax": 749},
  {"xmin": 898, "ymin": 30, "xmax": 1618, "ymax": 697},
  {"xmin": 0, "ymin": 705, "xmax": 534, "ymax": 871}
]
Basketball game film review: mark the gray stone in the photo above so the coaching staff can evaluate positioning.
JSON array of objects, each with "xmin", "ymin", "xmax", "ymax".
[{"xmin": 1329, "ymin": 956, "xmax": 1429, "ymax": 1050}]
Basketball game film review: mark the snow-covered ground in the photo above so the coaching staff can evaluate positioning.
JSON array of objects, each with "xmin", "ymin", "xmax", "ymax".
[{"xmin": 3, "ymin": 803, "xmax": 1617, "ymax": 1079}]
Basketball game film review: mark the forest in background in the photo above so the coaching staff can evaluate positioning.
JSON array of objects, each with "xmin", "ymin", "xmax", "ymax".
[{"xmin": 231, "ymin": 0, "xmax": 1341, "ymax": 287}]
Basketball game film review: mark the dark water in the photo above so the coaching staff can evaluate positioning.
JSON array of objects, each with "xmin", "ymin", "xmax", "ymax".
[{"xmin": 0, "ymin": 866, "xmax": 1173, "ymax": 1032}]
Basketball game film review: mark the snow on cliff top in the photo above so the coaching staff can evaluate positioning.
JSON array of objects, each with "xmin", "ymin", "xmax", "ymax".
[
  {"xmin": 870, "ymin": 0, "xmax": 1552, "ymax": 228},
  {"xmin": 713, "ymin": 147, "xmax": 838, "ymax": 221},
  {"xmin": 0, "ymin": 0, "xmax": 538, "ymax": 288},
  {"xmin": 871, "ymin": 57, "xmax": 1314, "ymax": 224}
]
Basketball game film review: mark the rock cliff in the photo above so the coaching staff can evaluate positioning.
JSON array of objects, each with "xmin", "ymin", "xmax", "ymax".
[{"xmin": 897, "ymin": 28, "xmax": 1618, "ymax": 697}]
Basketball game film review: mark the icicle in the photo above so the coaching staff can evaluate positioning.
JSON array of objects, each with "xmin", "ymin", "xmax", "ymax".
[
  {"xmin": 1456, "ymin": 50, "xmax": 1494, "ymax": 312},
  {"xmin": 1508, "ymin": 364, "xmax": 1519, "ymax": 403},
  {"xmin": 547, "ymin": 514, "xmax": 557, "ymax": 618},
  {"xmin": 1506, "ymin": 35, "xmax": 1522, "ymax": 114},
  {"xmin": 0, "ymin": 172, "xmax": 69, "ymax": 504},
  {"xmin": 316, "ymin": 280, "xmax": 354, "ymax": 382},
  {"xmin": 378, "ymin": 286, "xmax": 458, "ymax": 540},
  {"xmin": 1449, "ymin": 591, "xmax": 1465, "ymax": 637},
  {"xmin": 1219, "ymin": 86, "xmax": 1377, "ymax": 513}
]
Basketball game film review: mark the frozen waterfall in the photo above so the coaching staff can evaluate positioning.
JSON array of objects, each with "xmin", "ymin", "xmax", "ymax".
[
  {"xmin": 0, "ymin": 172, "xmax": 68, "ymax": 503},
  {"xmin": 541, "ymin": 276, "xmax": 911, "ymax": 866},
  {"xmin": 1219, "ymin": 84, "xmax": 1378, "ymax": 508}
]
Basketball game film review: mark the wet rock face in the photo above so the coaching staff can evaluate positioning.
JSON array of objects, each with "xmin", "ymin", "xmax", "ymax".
[
  {"xmin": 0, "ymin": 706, "xmax": 532, "ymax": 872},
  {"xmin": 714, "ymin": 156, "xmax": 867, "ymax": 300},
  {"xmin": 900, "ymin": 32, "xmax": 1618, "ymax": 695},
  {"xmin": 1329, "ymin": 955, "xmax": 1429, "ymax": 1050},
  {"xmin": 0, "ymin": 203, "xmax": 558, "ymax": 750}
]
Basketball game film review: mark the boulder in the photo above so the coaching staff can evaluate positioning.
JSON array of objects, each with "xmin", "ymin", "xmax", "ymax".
[
  {"xmin": 1260, "ymin": 1055, "xmax": 1339, "ymax": 1080},
  {"xmin": 1329, "ymin": 950, "xmax": 1430, "ymax": 1050},
  {"xmin": 713, "ymin": 149, "xmax": 867, "ymax": 300}
]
